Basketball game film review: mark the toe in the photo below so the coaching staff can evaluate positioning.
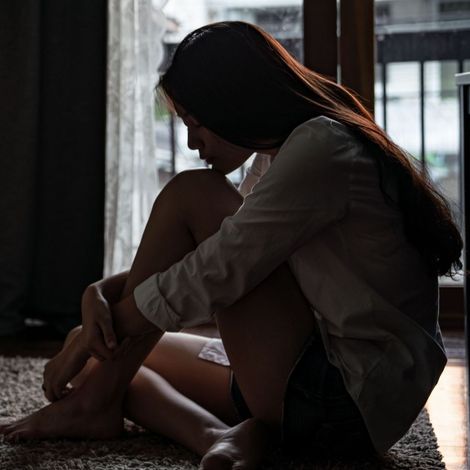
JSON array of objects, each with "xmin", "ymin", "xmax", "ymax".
[
  {"xmin": 4, "ymin": 431, "xmax": 20, "ymax": 443},
  {"xmin": 1, "ymin": 420, "xmax": 22, "ymax": 435},
  {"xmin": 0, "ymin": 419, "xmax": 13, "ymax": 432},
  {"xmin": 0, "ymin": 425, "xmax": 14, "ymax": 436},
  {"xmin": 199, "ymin": 453, "xmax": 233, "ymax": 470}
]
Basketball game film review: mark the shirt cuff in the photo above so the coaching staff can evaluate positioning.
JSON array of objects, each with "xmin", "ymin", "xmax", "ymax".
[{"xmin": 133, "ymin": 274, "xmax": 181, "ymax": 332}]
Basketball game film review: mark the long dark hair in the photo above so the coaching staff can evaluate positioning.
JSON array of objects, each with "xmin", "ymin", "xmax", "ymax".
[{"xmin": 159, "ymin": 21, "xmax": 462, "ymax": 277}]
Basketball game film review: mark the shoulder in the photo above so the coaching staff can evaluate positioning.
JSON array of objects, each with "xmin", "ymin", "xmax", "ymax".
[
  {"xmin": 281, "ymin": 116, "xmax": 355, "ymax": 155},
  {"xmin": 270, "ymin": 116, "xmax": 357, "ymax": 179},
  {"xmin": 245, "ymin": 117, "xmax": 352, "ymax": 218}
]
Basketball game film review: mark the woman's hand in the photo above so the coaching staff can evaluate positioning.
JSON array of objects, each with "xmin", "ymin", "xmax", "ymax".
[
  {"xmin": 79, "ymin": 271, "xmax": 128, "ymax": 360},
  {"xmin": 81, "ymin": 281, "xmax": 119, "ymax": 361},
  {"xmin": 42, "ymin": 331, "xmax": 90, "ymax": 402},
  {"xmin": 80, "ymin": 271, "xmax": 159, "ymax": 359}
]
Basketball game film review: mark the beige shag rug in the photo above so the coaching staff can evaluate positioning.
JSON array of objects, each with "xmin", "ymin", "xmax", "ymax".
[{"xmin": 0, "ymin": 356, "xmax": 445, "ymax": 469}]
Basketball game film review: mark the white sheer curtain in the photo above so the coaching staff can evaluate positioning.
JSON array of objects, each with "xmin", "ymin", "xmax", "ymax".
[{"xmin": 105, "ymin": 0, "xmax": 167, "ymax": 276}]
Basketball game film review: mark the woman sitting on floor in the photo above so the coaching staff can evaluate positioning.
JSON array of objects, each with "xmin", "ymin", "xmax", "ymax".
[{"xmin": 0, "ymin": 21, "xmax": 462, "ymax": 469}]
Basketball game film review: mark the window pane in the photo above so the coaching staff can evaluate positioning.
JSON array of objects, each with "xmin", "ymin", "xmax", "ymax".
[
  {"xmin": 162, "ymin": 0, "xmax": 303, "ymax": 60},
  {"xmin": 375, "ymin": 63, "xmax": 385, "ymax": 128},
  {"xmin": 385, "ymin": 62, "xmax": 422, "ymax": 160},
  {"xmin": 375, "ymin": 0, "xmax": 470, "ymax": 25},
  {"xmin": 424, "ymin": 61, "xmax": 460, "ymax": 217},
  {"xmin": 375, "ymin": 1, "xmax": 470, "ymax": 282}
]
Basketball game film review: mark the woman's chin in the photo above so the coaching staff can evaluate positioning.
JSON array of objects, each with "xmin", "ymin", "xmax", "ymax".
[{"xmin": 215, "ymin": 166, "xmax": 235, "ymax": 175}]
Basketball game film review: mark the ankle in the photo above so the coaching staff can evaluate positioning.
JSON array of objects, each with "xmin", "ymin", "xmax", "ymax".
[
  {"xmin": 71, "ymin": 364, "xmax": 125, "ymax": 414},
  {"xmin": 74, "ymin": 386, "xmax": 123, "ymax": 417},
  {"xmin": 200, "ymin": 425, "xmax": 229, "ymax": 455}
]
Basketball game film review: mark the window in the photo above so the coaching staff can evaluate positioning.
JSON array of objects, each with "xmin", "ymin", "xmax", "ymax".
[
  {"xmin": 375, "ymin": 0, "xmax": 470, "ymax": 208},
  {"xmin": 439, "ymin": 0, "xmax": 470, "ymax": 16},
  {"xmin": 374, "ymin": 0, "xmax": 470, "ymax": 284},
  {"xmin": 154, "ymin": 1, "xmax": 470, "ymax": 274},
  {"xmin": 376, "ymin": 4, "xmax": 391, "ymax": 26}
]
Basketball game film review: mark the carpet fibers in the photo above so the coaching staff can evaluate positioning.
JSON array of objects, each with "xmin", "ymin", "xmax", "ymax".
[{"xmin": 0, "ymin": 356, "xmax": 445, "ymax": 469}]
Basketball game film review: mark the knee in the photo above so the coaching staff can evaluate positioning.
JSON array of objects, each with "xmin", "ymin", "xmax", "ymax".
[
  {"xmin": 160, "ymin": 168, "xmax": 242, "ymax": 224},
  {"xmin": 64, "ymin": 325, "xmax": 82, "ymax": 348},
  {"xmin": 153, "ymin": 168, "xmax": 237, "ymax": 211},
  {"xmin": 171, "ymin": 169, "xmax": 240, "ymax": 201},
  {"xmin": 172, "ymin": 168, "xmax": 224, "ymax": 185}
]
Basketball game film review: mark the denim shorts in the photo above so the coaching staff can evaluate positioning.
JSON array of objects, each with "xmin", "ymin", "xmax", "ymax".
[{"xmin": 229, "ymin": 330, "xmax": 375, "ymax": 459}]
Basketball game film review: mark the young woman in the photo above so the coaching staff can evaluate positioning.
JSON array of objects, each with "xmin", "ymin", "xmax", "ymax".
[{"xmin": 0, "ymin": 21, "xmax": 462, "ymax": 469}]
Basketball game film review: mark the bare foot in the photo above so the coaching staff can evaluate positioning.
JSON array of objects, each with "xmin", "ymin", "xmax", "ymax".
[
  {"xmin": 0, "ymin": 389, "xmax": 123, "ymax": 443},
  {"xmin": 199, "ymin": 418, "xmax": 278, "ymax": 470}
]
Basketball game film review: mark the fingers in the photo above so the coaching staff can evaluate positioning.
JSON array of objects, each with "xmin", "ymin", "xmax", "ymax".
[
  {"xmin": 43, "ymin": 385, "xmax": 57, "ymax": 403},
  {"xmin": 99, "ymin": 314, "xmax": 117, "ymax": 351},
  {"xmin": 85, "ymin": 326, "xmax": 114, "ymax": 361},
  {"xmin": 83, "ymin": 326, "xmax": 131, "ymax": 362},
  {"xmin": 55, "ymin": 386, "xmax": 73, "ymax": 400},
  {"xmin": 51, "ymin": 382, "xmax": 71, "ymax": 402},
  {"xmin": 41, "ymin": 383, "xmax": 50, "ymax": 400},
  {"xmin": 87, "ymin": 335, "xmax": 131, "ymax": 362},
  {"xmin": 42, "ymin": 378, "xmax": 74, "ymax": 403},
  {"xmin": 42, "ymin": 367, "xmax": 69, "ymax": 403},
  {"xmin": 42, "ymin": 363, "xmax": 61, "ymax": 402},
  {"xmin": 81, "ymin": 296, "xmax": 117, "ymax": 359},
  {"xmin": 41, "ymin": 373, "xmax": 53, "ymax": 402},
  {"xmin": 90, "ymin": 351, "xmax": 107, "ymax": 362},
  {"xmin": 43, "ymin": 378, "xmax": 63, "ymax": 403},
  {"xmin": 93, "ymin": 293, "xmax": 118, "ymax": 351}
]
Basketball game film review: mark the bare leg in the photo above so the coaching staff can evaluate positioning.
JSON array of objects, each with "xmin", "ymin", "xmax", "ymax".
[
  {"xmin": 0, "ymin": 170, "xmax": 242, "ymax": 448},
  {"xmin": 199, "ymin": 264, "xmax": 314, "ymax": 469},
  {"xmin": 0, "ymin": 169, "xmax": 315, "ymax": 469},
  {"xmin": 60, "ymin": 328, "xmax": 240, "ymax": 455}
]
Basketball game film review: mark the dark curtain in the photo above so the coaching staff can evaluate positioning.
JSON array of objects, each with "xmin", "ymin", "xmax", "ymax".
[{"xmin": 0, "ymin": 1, "xmax": 106, "ymax": 336}]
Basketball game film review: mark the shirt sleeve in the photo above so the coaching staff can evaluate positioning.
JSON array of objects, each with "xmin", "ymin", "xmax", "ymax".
[{"xmin": 133, "ymin": 117, "xmax": 353, "ymax": 331}]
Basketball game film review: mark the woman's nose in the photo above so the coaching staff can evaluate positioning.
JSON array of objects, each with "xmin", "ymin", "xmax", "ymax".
[{"xmin": 187, "ymin": 129, "xmax": 203, "ymax": 151}]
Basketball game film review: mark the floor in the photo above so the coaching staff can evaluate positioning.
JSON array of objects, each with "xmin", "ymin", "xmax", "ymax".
[
  {"xmin": 0, "ymin": 326, "xmax": 467, "ymax": 469},
  {"xmin": 426, "ymin": 330, "xmax": 468, "ymax": 470}
]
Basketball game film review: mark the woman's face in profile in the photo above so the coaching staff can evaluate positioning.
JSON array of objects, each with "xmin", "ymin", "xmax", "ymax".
[{"xmin": 174, "ymin": 103, "xmax": 254, "ymax": 175}]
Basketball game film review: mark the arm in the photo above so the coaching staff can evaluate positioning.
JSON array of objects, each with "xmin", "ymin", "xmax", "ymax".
[
  {"xmin": 80, "ymin": 270, "xmax": 131, "ymax": 360},
  {"xmin": 98, "ymin": 270, "xmax": 130, "ymax": 302},
  {"xmin": 134, "ymin": 117, "xmax": 351, "ymax": 332},
  {"xmin": 43, "ymin": 118, "xmax": 349, "ymax": 402},
  {"xmin": 111, "ymin": 293, "xmax": 161, "ymax": 338},
  {"xmin": 41, "ymin": 273, "xmax": 160, "ymax": 403}
]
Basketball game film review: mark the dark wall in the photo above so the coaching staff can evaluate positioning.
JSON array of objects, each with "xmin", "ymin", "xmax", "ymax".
[{"xmin": 0, "ymin": 0, "xmax": 107, "ymax": 335}]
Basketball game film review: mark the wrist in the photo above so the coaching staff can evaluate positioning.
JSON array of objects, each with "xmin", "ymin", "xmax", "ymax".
[
  {"xmin": 112, "ymin": 294, "xmax": 161, "ymax": 338},
  {"xmin": 92, "ymin": 271, "xmax": 129, "ymax": 304}
]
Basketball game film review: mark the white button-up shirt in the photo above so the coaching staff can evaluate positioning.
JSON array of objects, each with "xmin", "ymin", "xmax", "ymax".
[{"xmin": 134, "ymin": 116, "xmax": 447, "ymax": 453}]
